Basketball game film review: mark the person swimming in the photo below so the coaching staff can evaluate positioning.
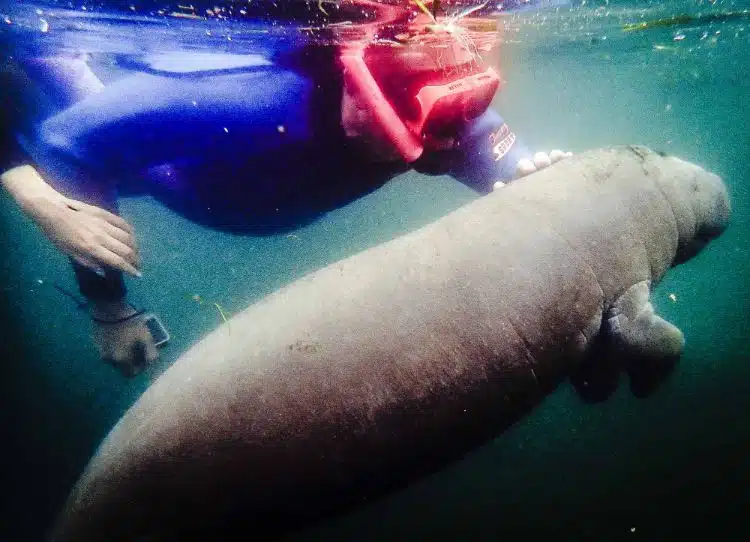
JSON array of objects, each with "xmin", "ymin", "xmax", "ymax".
[{"xmin": 1, "ymin": 0, "xmax": 570, "ymax": 376}]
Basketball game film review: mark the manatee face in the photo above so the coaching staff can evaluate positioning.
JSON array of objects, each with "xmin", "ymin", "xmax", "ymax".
[{"xmin": 653, "ymin": 154, "xmax": 731, "ymax": 264}]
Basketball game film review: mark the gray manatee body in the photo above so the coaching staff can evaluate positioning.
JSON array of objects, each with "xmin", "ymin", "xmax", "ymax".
[{"xmin": 51, "ymin": 146, "xmax": 730, "ymax": 542}]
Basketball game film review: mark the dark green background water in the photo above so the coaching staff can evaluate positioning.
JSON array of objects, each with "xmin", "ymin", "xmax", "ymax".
[{"xmin": 2, "ymin": 1, "xmax": 748, "ymax": 540}]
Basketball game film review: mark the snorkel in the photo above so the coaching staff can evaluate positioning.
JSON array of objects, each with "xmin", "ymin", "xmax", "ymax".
[{"xmin": 335, "ymin": 0, "xmax": 502, "ymax": 162}]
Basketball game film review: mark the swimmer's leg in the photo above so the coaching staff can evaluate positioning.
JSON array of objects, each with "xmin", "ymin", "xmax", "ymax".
[{"xmin": 31, "ymin": 66, "xmax": 315, "ymax": 178}]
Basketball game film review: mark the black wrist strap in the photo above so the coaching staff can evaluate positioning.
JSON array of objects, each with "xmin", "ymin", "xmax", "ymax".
[{"xmin": 91, "ymin": 306, "xmax": 145, "ymax": 325}]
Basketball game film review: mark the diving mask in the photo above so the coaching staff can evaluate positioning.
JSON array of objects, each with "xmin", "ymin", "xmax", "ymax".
[{"xmin": 339, "ymin": 8, "xmax": 501, "ymax": 162}]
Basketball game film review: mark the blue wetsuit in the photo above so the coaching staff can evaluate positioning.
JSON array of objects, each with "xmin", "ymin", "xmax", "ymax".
[{"xmin": 20, "ymin": 46, "xmax": 531, "ymax": 302}]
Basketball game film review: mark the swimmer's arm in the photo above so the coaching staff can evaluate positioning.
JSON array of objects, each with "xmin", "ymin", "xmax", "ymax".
[
  {"xmin": 413, "ymin": 110, "xmax": 532, "ymax": 193},
  {"xmin": 0, "ymin": 164, "xmax": 63, "ymax": 215},
  {"xmin": 1, "ymin": 164, "xmax": 141, "ymax": 278},
  {"xmin": 451, "ymin": 111, "xmax": 534, "ymax": 191},
  {"xmin": 415, "ymin": 110, "xmax": 571, "ymax": 192}
]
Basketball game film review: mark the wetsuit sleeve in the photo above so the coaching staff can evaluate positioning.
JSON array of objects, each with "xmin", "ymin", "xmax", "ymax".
[
  {"xmin": 39, "ymin": 156, "xmax": 128, "ymax": 302},
  {"xmin": 2, "ymin": 55, "xmax": 128, "ymax": 303},
  {"xmin": 414, "ymin": 109, "xmax": 532, "ymax": 194},
  {"xmin": 0, "ymin": 161, "xmax": 126, "ymax": 301},
  {"xmin": 17, "ymin": 139, "xmax": 127, "ymax": 302},
  {"xmin": 0, "ymin": 57, "xmax": 45, "ymax": 171}
]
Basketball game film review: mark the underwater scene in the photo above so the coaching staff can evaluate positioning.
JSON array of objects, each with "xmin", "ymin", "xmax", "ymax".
[{"xmin": 1, "ymin": 0, "xmax": 748, "ymax": 540}]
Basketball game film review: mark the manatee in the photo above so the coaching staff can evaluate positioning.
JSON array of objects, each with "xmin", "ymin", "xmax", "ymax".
[{"xmin": 49, "ymin": 146, "xmax": 730, "ymax": 542}]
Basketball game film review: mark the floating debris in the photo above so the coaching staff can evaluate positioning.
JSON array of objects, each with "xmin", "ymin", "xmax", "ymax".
[
  {"xmin": 622, "ymin": 10, "xmax": 750, "ymax": 32},
  {"xmin": 213, "ymin": 303, "xmax": 229, "ymax": 324},
  {"xmin": 53, "ymin": 283, "xmax": 88, "ymax": 310},
  {"xmin": 189, "ymin": 293, "xmax": 231, "ymax": 331},
  {"xmin": 652, "ymin": 44, "xmax": 679, "ymax": 51}
]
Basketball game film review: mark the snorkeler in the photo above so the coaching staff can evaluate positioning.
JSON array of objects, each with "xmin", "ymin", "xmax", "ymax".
[{"xmin": 1, "ymin": 0, "xmax": 570, "ymax": 376}]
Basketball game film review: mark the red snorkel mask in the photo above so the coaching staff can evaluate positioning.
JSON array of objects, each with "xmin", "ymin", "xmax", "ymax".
[{"xmin": 337, "ymin": 0, "xmax": 501, "ymax": 162}]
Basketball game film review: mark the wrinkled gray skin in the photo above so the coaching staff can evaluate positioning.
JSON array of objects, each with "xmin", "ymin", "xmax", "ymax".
[{"xmin": 50, "ymin": 146, "xmax": 730, "ymax": 542}]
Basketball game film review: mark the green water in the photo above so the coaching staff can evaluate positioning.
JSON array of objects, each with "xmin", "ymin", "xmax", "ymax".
[{"xmin": 1, "ymin": 0, "xmax": 749, "ymax": 540}]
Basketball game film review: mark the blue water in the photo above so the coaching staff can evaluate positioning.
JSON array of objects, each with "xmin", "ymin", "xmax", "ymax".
[{"xmin": 1, "ymin": 0, "xmax": 749, "ymax": 540}]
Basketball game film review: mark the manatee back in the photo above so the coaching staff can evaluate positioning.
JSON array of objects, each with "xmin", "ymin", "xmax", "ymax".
[{"xmin": 497, "ymin": 146, "xmax": 681, "ymax": 301}]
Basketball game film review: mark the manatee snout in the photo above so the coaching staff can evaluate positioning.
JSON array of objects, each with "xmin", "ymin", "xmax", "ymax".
[
  {"xmin": 661, "ymin": 156, "xmax": 731, "ymax": 263},
  {"xmin": 694, "ymin": 170, "xmax": 731, "ymax": 239}
]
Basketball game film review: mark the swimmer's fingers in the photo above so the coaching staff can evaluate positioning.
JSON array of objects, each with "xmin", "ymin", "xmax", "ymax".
[
  {"xmin": 102, "ymin": 218, "xmax": 138, "ymax": 249},
  {"xmin": 96, "ymin": 216, "xmax": 140, "ymax": 269},
  {"xmin": 101, "ymin": 223, "xmax": 141, "ymax": 271},
  {"xmin": 66, "ymin": 199, "xmax": 135, "ymax": 235},
  {"xmin": 514, "ymin": 158, "xmax": 538, "ymax": 179},
  {"xmin": 549, "ymin": 149, "xmax": 573, "ymax": 163},
  {"xmin": 515, "ymin": 150, "xmax": 574, "ymax": 180},
  {"xmin": 71, "ymin": 254, "xmax": 106, "ymax": 276},
  {"xmin": 72, "ymin": 249, "xmax": 139, "ymax": 278},
  {"xmin": 532, "ymin": 151, "xmax": 552, "ymax": 170},
  {"xmin": 87, "ymin": 243, "xmax": 142, "ymax": 278},
  {"xmin": 65, "ymin": 199, "xmax": 141, "ymax": 275},
  {"xmin": 87, "ymin": 218, "xmax": 140, "ymax": 272},
  {"xmin": 98, "ymin": 234, "xmax": 141, "ymax": 275},
  {"xmin": 97, "ymin": 215, "xmax": 139, "ymax": 256}
]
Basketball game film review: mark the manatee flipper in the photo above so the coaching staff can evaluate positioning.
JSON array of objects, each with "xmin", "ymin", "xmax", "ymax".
[{"xmin": 606, "ymin": 281, "xmax": 685, "ymax": 397}]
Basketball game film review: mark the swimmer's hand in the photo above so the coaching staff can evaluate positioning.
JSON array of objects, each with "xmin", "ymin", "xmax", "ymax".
[
  {"xmin": 494, "ymin": 150, "xmax": 573, "ymax": 190},
  {"xmin": 90, "ymin": 300, "xmax": 158, "ymax": 377},
  {"xmin": 1, "ymin": 165, "xmax": 141, "ymax": 277}
]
